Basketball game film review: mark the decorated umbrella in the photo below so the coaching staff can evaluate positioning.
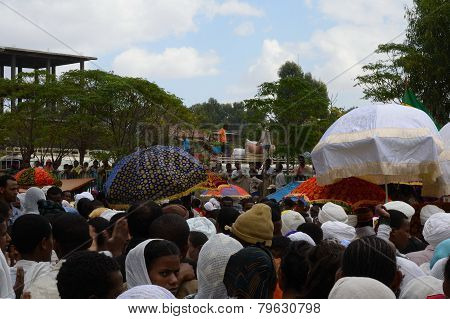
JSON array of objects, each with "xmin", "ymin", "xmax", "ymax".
[
  {"xmin": 422, "ymin": 123, "xmax": 450, "ymax": 197},
  {"xmin": 286, "ymin": 177, "xmax": 386, "ymax": 210},
  {"xmin": 266, "ymin": 181, "xmax": 301, "ymax": 203},
  {"xmin": 105, "ymin": 146, "xmax": 224, "ymax": 203},
  {"xmin": 312, "ymin": 104, "xmax": 443, "ymax": 195},
  {"xmin": 200, "ymin": 184, "xmax": 251, "ymax": 199},
  {"xmin": 15, "ymin": 167, "xmax": 61, "ymax": 187}
]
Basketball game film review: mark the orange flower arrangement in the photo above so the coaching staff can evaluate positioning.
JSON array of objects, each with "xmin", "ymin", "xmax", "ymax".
[
  {"xmin": 288, "ymin": 176, "xmax": 386, "ymax": 208},
  {"xmin": 15, "ymin": 167, "xmax": 62, "ymax": 187}
]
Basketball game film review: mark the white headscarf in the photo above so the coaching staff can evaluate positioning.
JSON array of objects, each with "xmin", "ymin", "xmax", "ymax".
[
  {"xmin": 396, "ymin": 257, "xmax": 425, "ymax": 292},
  {"xmin": 329, "ymin": 277, "xmax": 395, "ymax": 299},
  {"xmin": 74, "ymin": 191, "xmax": 94, "ymax": 210},
  {"xmin": 422, "ymin": 212, "xmax": 450, "ymax": 248},
  {"xmin": 420, "ymin": 205, "xmax": 445, "ymax": 225},
  {"xmin": 100, "ymin": 209, "xmax": 122, "ymax": 222},
  {"xmin": 346, "ymin": 215, "xmax": 358, "ymax": 227},
  {"xmin": 430, "ymin": 257, "xmax": 448, "ymax": 281},
  {"xmin": 281, "ymin": 211, "xmax": 305, "ymax": 236},
  {"xmin": 187, "ymin": 217, "xmax": 217, "ymax": 239},
  {"xmin": 125, "ymin": 239, "xmax": 162, "ymax": 288},
  {"xmin": 204, "ymin": 202, "xmax": 215, "ymax": 212},
  {"xmin": 399, "ymin": 276, "xmax": 443, "ymax": 299},
  {"xmin": 384, "ymin": 201, "xmax": 415, "ymax": 220},
  {"xmin": 23, "ymin": 187, "xmax": 46, "ymax": 214},
  {"xmin": 196, "ymin": 233, "xmax": 243, "ymax": 299},
  {"xmin": 117, "ymin": 285, "xmax": 175, "ymax": 299},
  {"xmin": 319, "ymin": 202, "xmax": 348, "ymax": 224},
  {"xmin": 0, "ymin": 251, "xmax": 14, "ymax": 298},
  {"xmin": 288, "ymin": 232, "xmax": 316, "ymax": 246},
  {"xmin": 209, "ymin": 198, "xmax": 221, "ymax": 209},
  {"xmin": 41, "ymin": 186, "xmax": 52, "ymax": 196},
  {"xmin": 321, "ymin": 221, "xmax": 356, "ymax": 242}
]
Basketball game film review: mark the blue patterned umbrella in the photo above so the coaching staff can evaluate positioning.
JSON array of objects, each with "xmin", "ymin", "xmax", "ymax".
[{"xmin": 105, "ymin": 146, "xmax": 207, "ymax": 203}]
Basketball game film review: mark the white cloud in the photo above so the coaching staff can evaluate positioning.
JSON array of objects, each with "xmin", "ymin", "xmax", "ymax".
[
  {"xmin": 228, "ymin": 0, "xmax": 412, "ymax": 108},
  {"xmin": 233, "ymin": 21, "xmax": 255, "ymax": 36},
  {"xmin": 112, "ymin": 47, "xmax": 220, "ymax": 79},
  {"xmin": 0, "ymin": 0, "xmax": 263, "ymax": 56},
  {"xmin": 205, "ymin": 0, "xmax": 264, "ymax": 17}
]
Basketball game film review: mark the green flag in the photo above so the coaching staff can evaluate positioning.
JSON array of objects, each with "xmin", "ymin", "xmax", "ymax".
[{"xmin": 402, "ymin": 88, "xmax": 440, "ymax": 129}]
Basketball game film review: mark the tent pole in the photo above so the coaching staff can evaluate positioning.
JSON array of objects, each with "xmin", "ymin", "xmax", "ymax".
[{"xmin": 385, "ymin": 181, "xmax": 388, "ymax": 203}]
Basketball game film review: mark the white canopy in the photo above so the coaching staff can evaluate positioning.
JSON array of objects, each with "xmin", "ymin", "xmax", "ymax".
[
  {"xmin": 311, "ymin": 103, "xmax": 443, "ymax": 186},
  {"xmin": 422, "ymin": 123, "xmax": 450, "ymax": 197}
]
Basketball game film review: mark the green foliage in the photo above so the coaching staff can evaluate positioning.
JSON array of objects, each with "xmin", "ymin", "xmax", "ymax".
[
  {"xmin": 356, "ymin": 0, "xmax": 450, "ymax": 125},
  {"xmin": 245, "ymin": 61, "xmax": 333, "ymax": 156},
  {"xmin": 0, "ymin": 69, "xmax": 194, "ymax": 164}
]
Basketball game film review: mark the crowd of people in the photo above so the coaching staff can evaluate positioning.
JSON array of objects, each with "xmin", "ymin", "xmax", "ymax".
[{"xmin": 0, "ymin": 170, "xmax": 449, "ymax": 299}]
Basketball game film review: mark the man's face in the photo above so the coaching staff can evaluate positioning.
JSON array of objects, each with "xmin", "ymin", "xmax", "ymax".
[
  {"xmin": 73, "ymin": 161, "xmax": 79, "ymax": 168},
  {"xmin": 0, "ymin": 179, "xmax": 19, "ymax": 203},
  {"xmin": 235, "ymin": 163, "xmax": 241, "ymax": 170},
  {"xmin": 390, "ymin": 220, "xmax": 410, "ymax": 251}
]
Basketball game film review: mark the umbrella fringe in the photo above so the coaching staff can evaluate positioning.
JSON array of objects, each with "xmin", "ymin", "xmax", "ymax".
[{"xmin": 155, "ymin": 183, "xmax": 213, "ymax": 204}]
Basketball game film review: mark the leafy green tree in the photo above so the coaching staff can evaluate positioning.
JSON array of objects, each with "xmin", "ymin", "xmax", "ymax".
[
  {"xmin": 245, "ymin": 61, "xmax": 332, "ymax": 156},
  {"xmin": 356, "ymin": 0, "xmax": 450, "ymax": 125}
]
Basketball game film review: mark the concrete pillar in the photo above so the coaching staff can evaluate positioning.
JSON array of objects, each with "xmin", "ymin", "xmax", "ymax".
[
  {"xmin": 0, "ymin": 65, "xmax": 4, "ymax": 113},
  {"xmin": 11, "ymin": 55, "xmax": 16, "ymax": 111},
  {"xmin": 80, "ymin": 61, "xmax": 84, "ymax": 70},
  {"xmin": 51, "ymin": 65, "xmax": 56, "ymax": 77},
  {"xmin": 17, "ymin": 67, "xmax": 23, "ymax": 104},
  {"xmin": 46, "ymin": 59, "xmax": 51, "ymax": 82}
]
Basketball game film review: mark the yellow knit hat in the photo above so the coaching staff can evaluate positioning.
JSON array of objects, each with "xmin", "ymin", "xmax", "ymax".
[{"xmin": 229, "ymin": 203, "xmax": 274, "ymax": 247}]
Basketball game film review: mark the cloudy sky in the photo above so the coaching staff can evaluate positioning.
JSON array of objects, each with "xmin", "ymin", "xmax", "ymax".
[{"xmin": 1, "ymin": 0, "xmax": 411, "ymax": 108}]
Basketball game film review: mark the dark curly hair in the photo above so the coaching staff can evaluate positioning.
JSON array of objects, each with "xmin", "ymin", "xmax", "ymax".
[{"xmin": 57, "ymin": 251, "xmax": 121, "ymax": 298}]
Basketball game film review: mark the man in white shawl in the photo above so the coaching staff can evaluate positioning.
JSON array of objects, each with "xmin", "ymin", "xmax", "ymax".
[
  {"xmin": 407, "ymin": 212, "xmax": 450, "ymax": 267},
  {"xmin": 195, "ymin": 233, "xmax": 243, "ymax": 299}
]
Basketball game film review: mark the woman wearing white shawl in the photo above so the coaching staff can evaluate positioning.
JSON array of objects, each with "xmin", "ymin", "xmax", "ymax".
[
  {"xmin": 281, "ymin": 211, "xmax": 305, "ymax": 236},
  {"xmin": 399, "ymin": 276, "xmax": 443, "ymax": 299},
  {"xmin": 195, "ymin": 233, "xmax": 243, "ymax": 299},
  {"xmin": 22, "ymin": 187, "xmax": 46, "ymax": 214},
  {"xmin": 318, "ymin": 202, "xmax": 348, "ymax": 224},
  {"xmin": 125, "ymin": 239, "xmax": 161, "ymax": 288},
  {"xmin": 328, "ymin": 277, "xmax": 395, "ymax": 299},
  {"xmin": 321, "ymin": 221, "xmax": 356, "ymax": 242},
  {"xmin": 117, "ymin": 285, "xmax": 175, "ymax": 299}
]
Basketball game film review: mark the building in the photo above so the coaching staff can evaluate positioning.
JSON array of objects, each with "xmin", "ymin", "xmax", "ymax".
[{"xmin": 0, "ymin": 46, "xmax": 96, "ymax": 112}]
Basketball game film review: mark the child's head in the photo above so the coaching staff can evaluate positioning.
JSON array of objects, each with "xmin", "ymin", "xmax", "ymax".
[
  {"xmin": 187, "ymin": 231, "xmax": 208, "ymax": 262},
  {"xmin": 144, "ymin": 240, "xmax": 181, "ymax": 295}
]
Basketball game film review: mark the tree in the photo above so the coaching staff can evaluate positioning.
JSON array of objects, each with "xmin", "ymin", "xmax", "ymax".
[
  {"xmin": 356, "ymin": 0, "xmax": 450, "ymax": 125},
  {"xmin": 278, "ymin": 61, "xmax": 303, "ymax": 79},
  {"xmin": 0, "ymin": 69, "xmax": 193, "ymax": 166},
  {"xmin": 245, "ymin": 61, "xmax": 332, "ymax": 156},
  {"xmin": 0, "ymin": 71, "xmax": 60, "ymax": 167}
]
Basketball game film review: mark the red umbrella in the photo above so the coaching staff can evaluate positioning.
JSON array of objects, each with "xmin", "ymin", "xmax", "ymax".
[{"xmin": 287, "ymin": 176, "xmax": 386, "ymax": 209}]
